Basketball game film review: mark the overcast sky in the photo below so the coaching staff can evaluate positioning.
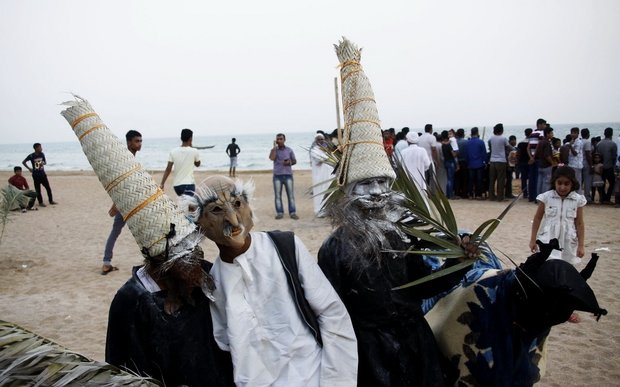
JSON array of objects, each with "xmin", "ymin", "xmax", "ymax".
[{"xmin": 1, "ymin": 0, "xmax": 619, "ymax": 145}]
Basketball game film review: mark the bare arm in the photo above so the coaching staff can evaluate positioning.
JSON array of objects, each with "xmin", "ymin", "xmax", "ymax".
[
  {"xmin": 160, "ymin": 162, "xmax": 174, "ymax": 188},
  {"xmin": 269, "ymin": 142, "xmax": 277, "ymax": 161},
  {"xmin": 22, "ymin": 158, "xmax": 32, "ymax": 173},
  {"xmin": 575, "ymin": 206, "xmax": 585, "ymax": 258},
  {"xmin": 529, "ymin": 202, "xmax": 545, "ymax": 252}
]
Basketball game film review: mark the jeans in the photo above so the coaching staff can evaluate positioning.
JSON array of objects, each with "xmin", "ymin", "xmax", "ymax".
[
  {"xmin": 527, "ymin": 163, "xmax": 539, "ymax": 201},
  {"xmin": 467, "ymin": 167, "xmax": 484, "ymax": 197},
  {"xmin": 273, "ymin": 174, "xmax": 296, "ymax": 215},
  {"xmin": 518, "ymin": 162, "xmax": 529, "ymax": 195},
  {"xmin": 444, "ymin": 160, "xmax": 456, "ymax": 198},
  {"xmin": 33, "ymin": 173, "xmax": 53, "ymax": 204},
  {"xmin": 173, "ymin": 184, "xmax": 195, "ymax": 196},
  {"xmin": 571, "ymin": 167, "xmax": 583, "ymax": 195},
  {"xmin": 537, "ymin": 166, "xmax": 553, "ymax": 195},
  {"xmin": 104, "ymin": 212, "xmax": 125, "ymax": 265}
]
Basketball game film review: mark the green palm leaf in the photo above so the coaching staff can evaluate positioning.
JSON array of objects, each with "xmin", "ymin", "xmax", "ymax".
[{"xmin": 0, "ymin": 320, "xmax": 162, "ymax": 386}]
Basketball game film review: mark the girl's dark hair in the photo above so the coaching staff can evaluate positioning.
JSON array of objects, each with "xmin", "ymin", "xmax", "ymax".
[{"xmin": 550, "ymin": 166, "xmax": 579, "ymax": 192}]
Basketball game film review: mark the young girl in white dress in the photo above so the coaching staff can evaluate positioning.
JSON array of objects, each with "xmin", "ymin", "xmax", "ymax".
[{"xmin": 529, "ymin": 166, "xmax": 587, "ymax": 323}]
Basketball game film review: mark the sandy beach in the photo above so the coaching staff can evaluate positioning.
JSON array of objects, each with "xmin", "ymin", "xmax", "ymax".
[{"xmin": 0, "ymin": 169, "xmax": 618, "ymax": 386}]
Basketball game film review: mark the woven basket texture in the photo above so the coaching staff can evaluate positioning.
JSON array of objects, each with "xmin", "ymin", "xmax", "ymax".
[
  {"xmin": 335, "ymin": 38, "xmax": 396, "ymax": 186},
  {"xmin": 60, "ymin": 99, "xmax": 194, "ymax": 257}
]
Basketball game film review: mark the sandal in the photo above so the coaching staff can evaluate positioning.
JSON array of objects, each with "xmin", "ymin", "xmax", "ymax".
[{"xmin": 101, "ymin": 265, "xmax": 119, "ymax": 275}]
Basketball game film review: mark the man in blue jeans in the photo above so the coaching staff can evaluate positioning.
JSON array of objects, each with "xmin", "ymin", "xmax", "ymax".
[
  {"xmin": 269, "ymin": 133, "xmax": 299, "ymax": 219},
  {"xmin": 101, "ymin": 130, "xmax": 142, "ymax": 275}
]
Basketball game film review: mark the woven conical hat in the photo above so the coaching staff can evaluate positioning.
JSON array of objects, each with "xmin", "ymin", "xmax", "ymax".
[
  {"xmin": 60, "ymin": 96, "xmax": 195, "ymax": 258},
  {"xmin": 334, "ymin": 37, "xmax": 396, "ymax": 186}
]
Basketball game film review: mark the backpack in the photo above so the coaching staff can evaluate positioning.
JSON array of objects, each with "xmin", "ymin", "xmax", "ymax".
[{"xmin": 266, "ymin": 231, "xmax": 323, "ymax": 347}]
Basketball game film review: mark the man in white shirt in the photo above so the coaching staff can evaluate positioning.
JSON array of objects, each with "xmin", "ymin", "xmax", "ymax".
[
  {"xmin": 188, "ymin": 176, "xmax": 358, "ymax": 387},
  {"xmin": 567, "ymin": 127, "xmax": 584, "ymax": 194},
  {"xmin": 400, "ymin": 132, "xmax": 431, "ymax": 190},
  {"xmin": 160, "ymin": 128, "xmax": 201, "ymax": 196}
]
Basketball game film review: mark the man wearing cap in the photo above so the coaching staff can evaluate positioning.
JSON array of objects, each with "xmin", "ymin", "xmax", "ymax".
[
  {"xmin": 188, "ymin": 175, "xmax": 358, "ymax": 386},
  {"xmin": 400, "ymin": 131, "xmax": 431, "ymax": 191}
]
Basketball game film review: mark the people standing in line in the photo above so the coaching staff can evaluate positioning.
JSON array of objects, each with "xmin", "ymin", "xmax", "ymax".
[
  {"xmin": 464, "ymin": 127, "xmax": 487, "ymax": 199},
  {"xmin": 22, "ymin": 143, "xmax": 57, "ymax": 207},
  {"xmin": 309, "ymin": 133, "xmax": 333, "ymax": 217},
  {"xmin": 400, "ymin": 131, "xmax": 431, "ymax": 191},
  {"xmin": 567, "ymin": 127, "xmax": 584, "ymax": 195},
  {"xmin": 529, "ymin": 166, "xmax": 587, "ymax": 323},
  {"xmin": 534, "ymin": 127, "xmax": 555, "ymax": 199},
  {"xmin": 487, "ymin": 123, "xmax": 511, "ymax": 201},
  {"xmin": 160, "ymin": 128, "xmax": 201, "ymax": 196},
  {"xmin": 8, "ymin": 166, "xmax": 38, "ymax": 212},
  {"xmin": 454, "ymin": 128, "xmax": 468, "ymax": 199},
  {"xmin": 517, "ymin": 128, "xmax": 533, "ymax": 197},
  {"xmin": 189, "ymin": 176, "xmax": 358, "ymax": 386},
  {"xmin": 526, "ymin": 118, "xmax": 547, "ymax": 202},
  {"xmin": 580, "ymin": 128, "xmax": 593, "ymax": 203},
  {"xmin": 595, "ymin": 127, "xmax": 618, "ymax": 204},
  {"xmin": 269, "ymin": 133, "xmax": 298, "ymax": 220},
  {"xmin": 101, "ymin": 130, "xmax": 142, "ymax": 275},
  {"xmin": 225, "ymin": 138, "xmax": 241, "ymax": 178}
]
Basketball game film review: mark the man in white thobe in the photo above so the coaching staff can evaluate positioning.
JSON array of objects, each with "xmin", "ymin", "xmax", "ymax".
[
  {"xmin": 400, "ymin": 132, "xmax": 432, "ymax": 191},
  {"xmin": 188, "ymin": 176, "xmax": 357, "ymax": 387}
]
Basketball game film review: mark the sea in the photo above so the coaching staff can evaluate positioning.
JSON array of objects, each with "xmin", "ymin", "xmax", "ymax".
[{"xmin": 1, "ymin": 122, "xmax": 618, "ymax": 172}]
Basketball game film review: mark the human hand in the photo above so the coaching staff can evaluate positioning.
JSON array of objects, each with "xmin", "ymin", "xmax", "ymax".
[
  {"xmin": 529, "ymin": 240, "xmax": 538, "ymax": 253},
  {"xmin": 577, "ymin": 245, "xmax": 585, "ymax": 258}
]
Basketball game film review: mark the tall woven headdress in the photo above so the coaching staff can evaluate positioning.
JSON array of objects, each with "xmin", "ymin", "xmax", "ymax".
[
  {"xmin": 335, "ymin": 37, "xmax": 396, "ymax": 186},
  {"xmin": 60, "ymin": 96, "xmax": 197, "ymax": 264}
]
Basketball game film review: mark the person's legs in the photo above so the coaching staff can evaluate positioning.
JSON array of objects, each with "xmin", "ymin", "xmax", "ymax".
[
  {"xmin": 572, "ymin": 167, "xmax": 583, "ymax": 195},
  {"xmin": 528, "ymin": 163, "xmax": 538, "ymax": 201},
  {"xmin": 505, "ymin": 165, "xmax": 513, "ymax": 198},
  {"xmin": 283, "ymin": 175, "xmax": 297, "ymax": 216},
  {"xmin": 273, "ymin": 175, "xmax": 284, "ymax": 217},
  {"xmin": 33, "ymin": 175, "xmax": 43, "ymax": 205},
  {"xmin": 103, "ymin": 212, "xmax": 125, "ymax": 267},
  {"xmin": 24, "ymin": 190, "xmax": 37, "ymax": 209},
  {"xmin": 582, "ymin": 165, "xmax": 592, "ymax": 202},
  {"xmin": 518, "ymin": 162, "xmax": 529, "ymax": 196},
  {"xmin": 467, "ymin": 168, "xmax": 475, "ymax": 198},
  {"xmin": 496, "ymin": 162, "xmax": 506, "ymax": 200},
  {"xmin": 40, "ymin": 175, "xmax": 54, "ymax": 203},
  {"xmin": 602, "ymin": 168, "xmax": 615, "ymax": 202},
  {"xmin": 488, "ymin": 162, "xmax": 498, "ymax": 200},
  {"xmin": 445, "ymin": 161, "xmax": 455, "ymax": 198}
]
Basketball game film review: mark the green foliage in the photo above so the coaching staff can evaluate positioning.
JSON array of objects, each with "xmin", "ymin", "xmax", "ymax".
[
  {"xmin": 0, "ymin": 186, "xmax": 25, "ymax": 246},
  {"xmin": 0, "ymin": 320, "xmax": 162, "ymax": 386}
]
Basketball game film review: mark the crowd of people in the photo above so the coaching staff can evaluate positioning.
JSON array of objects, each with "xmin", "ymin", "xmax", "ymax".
[{"xmin": 380, "ymin": 121, "xmax": 620, "ymax": 206}]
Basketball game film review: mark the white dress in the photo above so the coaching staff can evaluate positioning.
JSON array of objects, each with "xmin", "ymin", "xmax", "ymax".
[{"xmin": 536, "ymin": 190, "xmax": 587, "ymax": 265}]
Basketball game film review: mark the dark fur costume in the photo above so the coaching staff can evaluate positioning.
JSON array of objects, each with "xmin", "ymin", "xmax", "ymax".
[{"xmin": 106, "ymin": 260, "xmax": 234, "ymax": 387}]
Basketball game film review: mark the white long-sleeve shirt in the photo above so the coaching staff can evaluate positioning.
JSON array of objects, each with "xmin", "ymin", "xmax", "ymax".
[{"xmin": 209, "ymin": 232, "xmax": 357, "ymax": 387}]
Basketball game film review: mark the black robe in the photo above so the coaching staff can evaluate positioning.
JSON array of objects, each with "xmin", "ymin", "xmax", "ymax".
[
  {"xmin": 106, "ymin": 261, "xmax": 234, "ymax": 387},
  {"xmin": 318, "ymin": 228, "xmax": 464, "ymax": 387}
]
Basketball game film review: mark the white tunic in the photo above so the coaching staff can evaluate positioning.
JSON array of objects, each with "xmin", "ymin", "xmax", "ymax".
[
  {"xmin": 309, "ymin": 145, "xmax": 333, "ymax": 215},
  {"xmin": 210, "ymin": 232, "xmax": 357, "ymax": 387},
  {"xmin": 401, "ymin": 144, "xmax": 431, "ymax": 190}
]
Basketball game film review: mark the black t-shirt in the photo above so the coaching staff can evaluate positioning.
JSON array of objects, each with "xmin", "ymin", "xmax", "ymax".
[
  {"xmin": 24, "ymin": 152, "xmax": 47, "ymax": 177},
  {"xmin": 517, "ymin": 141, "xmax": 530, "ymax": 164},
  {"xmin": 226, "ymin": 143, "xmax": 240, "ymax": 158}
]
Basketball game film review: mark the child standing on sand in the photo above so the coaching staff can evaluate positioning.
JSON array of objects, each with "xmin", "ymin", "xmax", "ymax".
[
  {"xmin": 529, "ymin": 166, "xmax": 587, "ymax": 265},
  {"xmin": 529, "ymin": 166, "xmax": 587, "ymax": 323}
]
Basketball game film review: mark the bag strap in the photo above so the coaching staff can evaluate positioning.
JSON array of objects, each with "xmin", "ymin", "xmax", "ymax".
[{"xmin": 266, "ymin": 230, "xmax": 323, "ymax": 347}]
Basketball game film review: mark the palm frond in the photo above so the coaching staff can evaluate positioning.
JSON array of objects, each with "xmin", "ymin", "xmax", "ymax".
[
  {"xmin": 0, "ymin": 320, "xmax": 162, "ymax": 386},
  {"xmin": 0, "ymin": 186, "xmax": 25, "ymax": 245}
]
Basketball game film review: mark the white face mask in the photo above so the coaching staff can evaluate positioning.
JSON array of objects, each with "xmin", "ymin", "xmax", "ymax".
[{"xmin": 348, "ymin": 177, "xmax": 392, "ymax": 209}]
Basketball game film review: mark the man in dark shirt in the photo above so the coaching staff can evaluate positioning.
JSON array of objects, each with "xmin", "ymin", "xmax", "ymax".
[
  {"xmin": 517, "ymin": 128, "xmax": 533, "ymax": 197},
  {"xmin": 595, "ymin": 127, "xmax": 618, "ymax": 203},
  {"xmin": 8, "ymin": 166, "xmax": 38, "ymax": 211},
  {"xmin": 225, "ymin": 138, "xmax": 241, "ymax": 178},
  {"xmin": 534, "ymin": 127, "xmax": 555, "ymax": 195},
  {"xmin": 22, "ymin": 143, "xmax": 57, "ymax": 207}
]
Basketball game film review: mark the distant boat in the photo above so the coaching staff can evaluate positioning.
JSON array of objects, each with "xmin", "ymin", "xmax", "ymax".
[{"xmin": 194, "ymin": 145, "xmax": 215, "ymax": 149}]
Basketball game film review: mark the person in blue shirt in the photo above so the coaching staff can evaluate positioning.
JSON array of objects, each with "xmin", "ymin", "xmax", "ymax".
[
  {"xmin": 268, "ymin": 133, "xmax": 298, "ymax": 219},
  {"xmin": 464, "ymin": 127, "xmax": 487, "ymax": 199}
]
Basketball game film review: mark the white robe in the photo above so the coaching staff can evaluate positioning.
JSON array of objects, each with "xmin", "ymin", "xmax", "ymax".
[
  {"xmin": 209, "ymin": 232, "xmax": 357, "ymax": 387},
  {"xmin": 309, "ymin": 145, "xmax": 333, "ymax": 215},
  {"xmin": 400, "ymin": 143, "xmax": 431, "ymax": 191}
]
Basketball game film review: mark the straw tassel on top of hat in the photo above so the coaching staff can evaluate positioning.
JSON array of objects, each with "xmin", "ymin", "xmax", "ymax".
[
  {"xmin": 59, "ymin": 96, "xmax": 198, "ymax": 268},
  {"xmin": 334, "ymin": 37, "xmax": 396, "ymax": 186}
]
